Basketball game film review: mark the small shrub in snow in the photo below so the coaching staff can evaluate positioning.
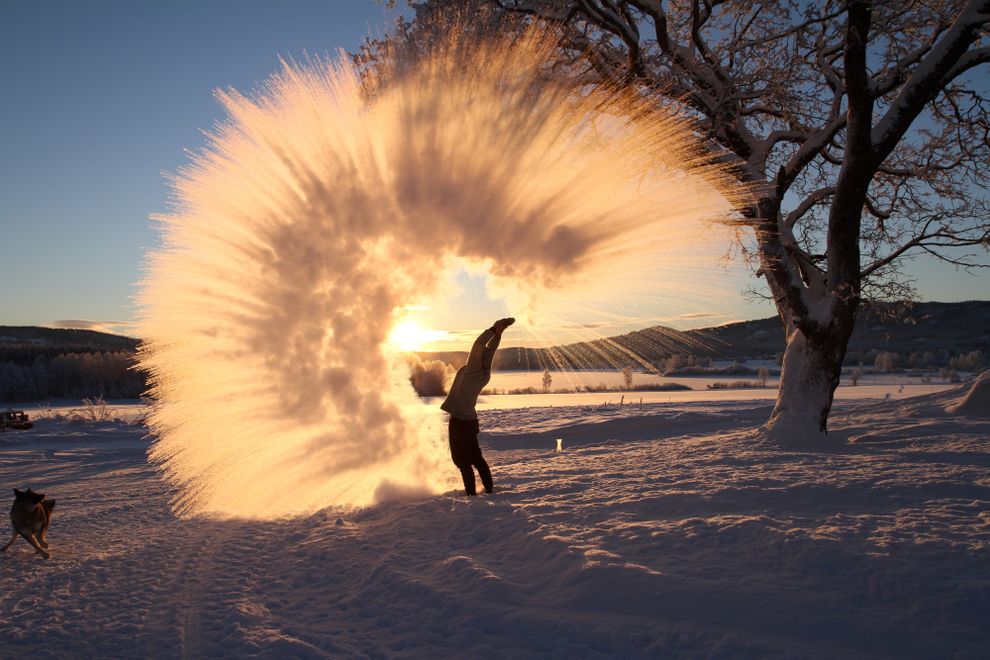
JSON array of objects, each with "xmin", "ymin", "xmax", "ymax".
[
  {"xmin": 939, "ymin": 367, "xmax": 963, "ymax": 383},
  {"xmin": 32, "ymin": 404, "xmax": 64, "ymax": 422},
  {"xmin": 707, "ymin": 380, "xmax": 764, "ymax": 390},
  {"xmin": 67, "ymin": 396, "xmax": 114, "ymax": 423},
  {"xmin": 630, "ymin": 382, "xmax": 691, "ymax": 392}
]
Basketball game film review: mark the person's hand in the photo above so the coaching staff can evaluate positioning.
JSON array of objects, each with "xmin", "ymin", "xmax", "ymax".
[{"xmin": 492, "ymin": 317, "xmax": 515, "ymax": 334}]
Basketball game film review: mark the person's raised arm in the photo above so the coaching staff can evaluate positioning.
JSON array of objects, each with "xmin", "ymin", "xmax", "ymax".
[
  {"xmin": 466, "ymin": 318, "xmax": 515, "ymax": 370},
  {"xmin": 480, "ymin": 330, "xmax": 502, "ymax": 370},
  {"xmin": 466, "ymin": 328, "xmax": 496, "ymax": 369}
]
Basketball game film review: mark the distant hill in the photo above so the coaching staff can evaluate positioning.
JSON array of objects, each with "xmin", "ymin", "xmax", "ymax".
[
  {"xmin": 0, "ymin": 326, "xmax": 138, "ymax": 352},
  {"xmin": 4, "ymin": 299, "xmax": 987, "ymax": 374},
  {"xmin": 422, "ymin": 300, "xmax": 990, "ymax": 370},
  {"xmin": 684, "ymin": 300, "xmax": 990, "ymax": 362}
]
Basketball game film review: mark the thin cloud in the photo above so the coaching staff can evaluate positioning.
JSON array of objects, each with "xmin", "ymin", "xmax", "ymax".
[
  {"xmin": 560, "ymin": 321, "xmax": 616, "ymax": 330},
  {"xmin": 671, "ymin": 312, "xmax": 720, "ymax": 320},
  {"xmin": 426, "ymin": 328, "xmax": 480, "ymax": 343}
]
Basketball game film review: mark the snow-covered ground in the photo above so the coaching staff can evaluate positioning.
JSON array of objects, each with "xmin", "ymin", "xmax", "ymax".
[{"xmin": 1, "ymin": 384, "xmax": 988, "ymax": 658}]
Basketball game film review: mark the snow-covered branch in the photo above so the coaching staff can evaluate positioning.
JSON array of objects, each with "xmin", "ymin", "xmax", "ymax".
[
  {"xmin": 942, "ymin": 46, "xmax": 990, "ymax": 82},
  {"xmin": 786, "ymin": 186, "xmax": 836, "ymax": 228},
  {"xmin": 778, "ymin": 115, "xmax": 847, "ymax": 191},
  {"xmin": 871, "ymin": 0, "xmax": 990, "ymax": 162}
]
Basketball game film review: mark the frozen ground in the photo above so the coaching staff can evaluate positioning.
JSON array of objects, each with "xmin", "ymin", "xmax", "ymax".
[{"xmin": 1, "ymin": 384, "xmax": 988, "ymax": 658}]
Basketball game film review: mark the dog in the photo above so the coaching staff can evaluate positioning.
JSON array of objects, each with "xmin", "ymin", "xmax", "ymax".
[{"xmin": 1, "ymin": 488, "xmax": 55, "ymax": 559}]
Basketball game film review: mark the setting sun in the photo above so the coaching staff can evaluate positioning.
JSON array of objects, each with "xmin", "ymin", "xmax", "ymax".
[{"xmin": 387, "ymin": 319, "xmax": 446, "ymax": 352}]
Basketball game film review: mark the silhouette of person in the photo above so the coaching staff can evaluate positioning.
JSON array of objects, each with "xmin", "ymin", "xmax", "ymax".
[{"xmin": 441, "ymin": 317, "xmax": 514, "ymax": 495}]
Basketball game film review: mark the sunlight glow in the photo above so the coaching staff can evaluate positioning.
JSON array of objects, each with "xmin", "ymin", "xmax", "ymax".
[{"xmin": 388, "ymin": 319, "xmax": 448, "ymax": 352}]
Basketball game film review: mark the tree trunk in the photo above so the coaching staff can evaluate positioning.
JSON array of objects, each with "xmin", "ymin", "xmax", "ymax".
[
  {"xmin": 762, "ymin": 0, "xmax": 872, "ymax": 440},
  {"xmin": 766, "ymin": 323, "xmax": 850, "ymax": 438}
]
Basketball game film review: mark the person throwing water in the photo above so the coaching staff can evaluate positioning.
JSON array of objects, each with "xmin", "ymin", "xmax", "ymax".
[{"xmin": 441, "ymin": 317, "xmax": 515, "ymax": 495}]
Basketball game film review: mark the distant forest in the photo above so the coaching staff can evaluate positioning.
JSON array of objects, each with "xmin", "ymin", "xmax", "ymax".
[{"xmin": 0, "ymin": 327, "xmax": 144, "ymax": 402}]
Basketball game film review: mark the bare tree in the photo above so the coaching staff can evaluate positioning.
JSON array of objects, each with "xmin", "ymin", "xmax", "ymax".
[
  {"xmin": 542, "ymin": 368, "xmax": 553, "ymax": 392},
  {"xmin": 367, "ymin": 0, "xmax": 990, "ymax": 435},
  {"xmin": 622, "ymin": 366, "xmax": 634, "ymax": 389},
  {"xmin": 874, "ymin": 350, "xmax": 895, "ymax": 373}
]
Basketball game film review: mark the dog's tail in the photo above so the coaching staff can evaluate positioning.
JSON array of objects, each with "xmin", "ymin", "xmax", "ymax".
[{"xmin": 42, "ymin": 500, "xmax": 55, "ymax": 517}]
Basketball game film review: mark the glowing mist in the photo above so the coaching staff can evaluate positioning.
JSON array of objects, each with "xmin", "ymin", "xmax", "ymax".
[{"xmin": 137, "ymin": 30, "xmax": 746, "ymax": 518}]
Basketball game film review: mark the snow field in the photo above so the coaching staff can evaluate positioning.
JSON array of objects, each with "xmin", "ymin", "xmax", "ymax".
[{"xmin": 1, "ymin": 386, "xmax": 988, "ymax": 658}]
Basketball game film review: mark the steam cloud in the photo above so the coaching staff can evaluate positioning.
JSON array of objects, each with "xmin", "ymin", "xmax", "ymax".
[{"xmin": 137, "ymin": 30, "xmax": 744, "ymax": 518}]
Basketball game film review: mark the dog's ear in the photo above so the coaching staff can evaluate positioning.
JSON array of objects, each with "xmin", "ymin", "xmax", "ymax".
[
  {"xmin": 31, "ymin": 491, "xmax": 45, "ymax": 503},
  {"xmin": 13, "ymin": 488, "xmax": 23, "ymax": 499}
]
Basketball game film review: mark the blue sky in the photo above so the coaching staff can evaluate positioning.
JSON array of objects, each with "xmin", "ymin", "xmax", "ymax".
[
  {"xmin": 0, "ymin": 0, "xmax": 986, "ymax": 341},
  {"xmin": 0, "ymin": 0, "xmax": 410, "ymax": 331}
]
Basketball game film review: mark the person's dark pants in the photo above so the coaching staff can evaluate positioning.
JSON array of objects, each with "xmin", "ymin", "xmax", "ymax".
[{"xmin": 448, "ymin": 417, "xmax": 493, "ymax": 496}]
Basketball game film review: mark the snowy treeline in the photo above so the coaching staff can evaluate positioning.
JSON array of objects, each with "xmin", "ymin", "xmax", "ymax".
[
  {"xmin": 663, "ymin": 350, "xmax": 985, "ymax": 375},
  {"xmin": 0, "ymin": 351, "xmax": 147, "ymax": 402},
  {"xmin": 866, "ymin": 349, "xmax": 985, "ymax": 372}
]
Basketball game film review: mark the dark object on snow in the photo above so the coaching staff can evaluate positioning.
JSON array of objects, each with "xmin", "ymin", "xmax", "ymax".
[
  {"xmin": 1, "ymin": 488, "xmax": 55, "ymax": 559},
  {"xmin": 448, "ymin": 417, "xmax": 493, "ymax": 496},
  {"xmin": 0, "ymin": 410, "xmax": 33, "ymax": 431}
]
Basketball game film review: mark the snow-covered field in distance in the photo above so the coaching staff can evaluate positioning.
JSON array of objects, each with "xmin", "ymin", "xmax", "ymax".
[
  {"xmin": 454, "ymin": 382, "xmax": 956, "ymax": 411},
  {"xmin": 485, "ymin": 367, "xmax": 962, "ymax": 394},
  {"xmin": 1, "ymin": 383, "xmax": 988, "ymax": 657}
]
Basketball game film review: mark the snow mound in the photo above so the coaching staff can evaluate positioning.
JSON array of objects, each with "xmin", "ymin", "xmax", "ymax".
[{"xmin": 948, "ymin": 369, "xmax": 990, "ymax": 416}]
